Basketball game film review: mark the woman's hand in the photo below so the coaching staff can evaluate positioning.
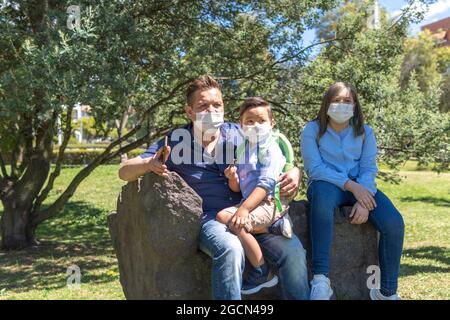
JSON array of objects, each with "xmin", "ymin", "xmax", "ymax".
[
  {"xmin": 345, "ymin": 180, "xmax": 377, "ymax": 211},
  {"xmin": 279, "ymin": 167, "xmax": 301, "ymax": 199},
  {"xmin": 349, "ymin": 202, "xmax": 369, "ymax": 224}
]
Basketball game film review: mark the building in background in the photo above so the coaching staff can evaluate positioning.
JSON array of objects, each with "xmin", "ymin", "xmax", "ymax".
[{"xmin": 421, "ymin": 16, "xmax": 450, "ymax": 46}]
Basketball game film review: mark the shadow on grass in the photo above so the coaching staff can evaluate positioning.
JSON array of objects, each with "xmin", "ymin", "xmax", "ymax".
[
  {"xmin": 400, "ymin": 196, "xmax": 450, "ymax": 207},
  {"xmin": 400, "ymin": 246, "xmax": 450, "ymax": 277},
  {"xmin": 0, "ymin": 201, "xmax": 118, "ymax": 293}
]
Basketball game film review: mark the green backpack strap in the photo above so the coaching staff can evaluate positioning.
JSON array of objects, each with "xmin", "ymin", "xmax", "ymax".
[
  {"xmin": 272, "ymin": 131, "xmax": 295, "ymax": 213},
  {"xmin": 275, "ymin": 131, "xmax": 295, "ymax": 172}
]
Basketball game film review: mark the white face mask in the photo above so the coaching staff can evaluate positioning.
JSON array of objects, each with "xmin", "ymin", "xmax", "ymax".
[
  {"xmin": 242, "ymin": 122, "xmax": 272, "ymax": 143},
  {"xmin": 194, "ymin": 111, "xmax": 224, "ymax": 132},
  {"xmin": 327, "ymin": 103, "xmax": 354, "ymax": 124}
]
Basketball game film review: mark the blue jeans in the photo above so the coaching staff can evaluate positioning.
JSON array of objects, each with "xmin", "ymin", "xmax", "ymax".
[
  {"xmin": 307, "ymin": 180, "xmax": 405, "ymax": 295},
  {"xmin": 198, "ymin": 219, "xmax": 310, "ymax": 300}
]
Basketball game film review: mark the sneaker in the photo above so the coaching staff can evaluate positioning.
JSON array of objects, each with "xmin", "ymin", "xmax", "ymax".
[
  {"xmin": 310, "ymin": 274, "xmax": 333, "ymax": 300},
  {"xmin": 370, "ymin": 288, "xmax": 401, "ymax": 300},
  {"xmin": 282, "ymin": 214, "xmax": 293, "ymax": 238},
  {"xmin": 268, "ymin": 215, "xmax": 293, "ymax": 238},
  {"xmin": 241, "ymin": 264, "xmax": 279, "ymax": 295}
]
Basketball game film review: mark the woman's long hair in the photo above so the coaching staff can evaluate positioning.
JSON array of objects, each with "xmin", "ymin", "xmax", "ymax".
[{"xmin": 316, "ymin": 82, "xmax": 365, "ymax": 142}]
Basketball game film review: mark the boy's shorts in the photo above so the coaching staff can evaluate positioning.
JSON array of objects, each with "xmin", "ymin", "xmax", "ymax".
[{"xmin": 221, "ymin": 196, "xmax": 288, "ymax": 233}]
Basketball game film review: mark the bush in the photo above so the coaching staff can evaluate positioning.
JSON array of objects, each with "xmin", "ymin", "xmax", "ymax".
[{"xmin": 53, "ymin": 148, "xmax": 145, "ymax": 165}]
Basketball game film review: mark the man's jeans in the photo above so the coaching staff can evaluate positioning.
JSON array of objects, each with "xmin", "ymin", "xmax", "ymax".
[
  {"xmin": 198, "ymin": 219, "xmax": 310, "ymax": 300},
  {"xmin": 307, "ymin": 180, "xmax": 405, "ymax": 296}
]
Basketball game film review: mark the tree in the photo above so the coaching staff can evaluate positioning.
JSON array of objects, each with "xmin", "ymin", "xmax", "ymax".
[
  {"xmin": 0, "ymin": 0, "xmax": 338, "ymax": 249},
  {"xmin": 239, "ymin": 0, "xmax": 448, "ymax": 188},
  {"xmin": 401, "ymin": 30, "xmax": 441, "ymax": 100}
]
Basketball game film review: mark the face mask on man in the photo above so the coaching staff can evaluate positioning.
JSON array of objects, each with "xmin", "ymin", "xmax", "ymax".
[
  {"xmin": 194, "ymin": 111, "xmax": 224, "ymax": 132},
  {"xmin": 327, "ymin": 103, "xmax": 354, "ymax": 124},
  {"xmin": 242, "ymin": 122, "xmax": 272, "ymax": 143}
]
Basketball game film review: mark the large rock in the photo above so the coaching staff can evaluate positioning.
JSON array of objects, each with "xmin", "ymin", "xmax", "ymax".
[{"xmin": 108, "ymin": 172, "xmax": 378, "ymax": 300}]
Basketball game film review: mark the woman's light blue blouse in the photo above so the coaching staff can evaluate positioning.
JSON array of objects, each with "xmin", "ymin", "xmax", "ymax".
[{"xmin": 300, "ymin": 120, "xmax": 378, "ymax": 194}]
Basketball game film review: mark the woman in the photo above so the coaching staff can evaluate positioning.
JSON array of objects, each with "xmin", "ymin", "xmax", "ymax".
[{"xmin": 300, "ymin": 82, "xmax": 404, "ymax": 300}]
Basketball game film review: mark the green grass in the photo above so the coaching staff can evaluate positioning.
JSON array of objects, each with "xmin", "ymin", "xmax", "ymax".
[
  {"xmin": 0, "ymin": 163, "xmax": 449, "ymax": 300},
  {"xmin": 0, "ymin": 165, "xmax": 124, "ymax": 300}
]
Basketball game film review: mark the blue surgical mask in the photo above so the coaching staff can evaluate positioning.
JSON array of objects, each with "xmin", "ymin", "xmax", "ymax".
[
  {"xmin": 194, "ymin": 111, "xmax": 224, "ymax": 132},
  {"xmin": 242, "ymin": 122, "xmax": 272, "ymax": 144},
  {"xmin": 327, "ymin": 103, "xmax": 354, "ymax": 124}
]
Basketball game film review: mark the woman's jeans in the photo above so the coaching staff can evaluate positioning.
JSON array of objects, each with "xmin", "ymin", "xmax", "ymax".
[
  {"xmin": 198, "ymin": 219, "xmax": 310, "ymax": 300},
  {"xmin": 307, "ymin": 180, "xmax": 405, "ymax": 296}
]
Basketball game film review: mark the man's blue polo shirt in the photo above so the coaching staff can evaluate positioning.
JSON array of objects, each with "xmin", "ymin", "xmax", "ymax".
[{"xmin": 140, "ymin": 122, "xmax": 243, "ymax": 224}]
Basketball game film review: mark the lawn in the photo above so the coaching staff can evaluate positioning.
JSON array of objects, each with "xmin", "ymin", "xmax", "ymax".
[{"xmin": 0, "ymin": 164, "xmax": 449, "ymax": 300}]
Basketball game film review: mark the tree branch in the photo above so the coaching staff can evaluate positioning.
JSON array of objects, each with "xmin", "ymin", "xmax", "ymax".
[
  {"xmin": 30, "ymin": 79, "xmax": 191, "ymax": 227},
  {"xmin": 30, "ymin": 127, "xmax": 167, "ymax": 227},
  {"xmin": 31, "ymin": 106, "xmax": 73, "ymax": 215},
  {"xmin": 0, "ymin": 152, "xmax": 9, "ymax": 179}
]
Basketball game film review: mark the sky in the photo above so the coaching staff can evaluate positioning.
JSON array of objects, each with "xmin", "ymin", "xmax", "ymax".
[{"xmin": 302, "ymin": 0, "xmax": 450, "ymax": 45}]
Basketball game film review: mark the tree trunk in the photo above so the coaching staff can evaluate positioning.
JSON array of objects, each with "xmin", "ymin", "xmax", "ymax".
[{"xmin": 0, "ymin": 196, "xmax": 37, "ymax": 250}]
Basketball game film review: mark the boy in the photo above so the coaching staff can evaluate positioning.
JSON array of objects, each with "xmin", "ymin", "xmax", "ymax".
[{"xmin": 216, "ymin": 97, "xmax": 294, "ymax": 295}]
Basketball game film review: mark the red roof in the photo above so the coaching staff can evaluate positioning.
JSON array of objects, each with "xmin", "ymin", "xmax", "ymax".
[{"xmin": 422, "ymin": 16, "xmax": 450, "ymax": 33}]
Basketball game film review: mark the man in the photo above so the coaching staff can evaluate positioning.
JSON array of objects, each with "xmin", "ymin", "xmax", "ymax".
[{"xmin": 118, "ymin": 75, "xmax": 309, "ymax": 300}]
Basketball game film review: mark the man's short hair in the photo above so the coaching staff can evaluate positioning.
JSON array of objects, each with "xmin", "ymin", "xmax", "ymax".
[
  {"xmin": 186, "ymin": 75, "xmax": 221, "ymax": 106},
  {"xmin": 239, "ymin": 96, "xmax": 273, "ymax": 118}
]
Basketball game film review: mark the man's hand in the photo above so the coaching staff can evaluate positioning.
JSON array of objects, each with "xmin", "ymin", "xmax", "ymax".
[
  {"xmin": 146, "ymin": 146, "xmax": 171, "ymax": 177},
  {"xmin": 349, "ymin": 202, "xmax": 369, "ymax": 224},
  {"xmin": 344, "ymin": 180, "xmax": 376, "ymax": 211},
  {"xmin": 279, "ymin": 167, "xmax": 301, "ymax": 199},
  {"xmin": 230, "ymin": 207, "xmax": 249, "ymax": 229}
]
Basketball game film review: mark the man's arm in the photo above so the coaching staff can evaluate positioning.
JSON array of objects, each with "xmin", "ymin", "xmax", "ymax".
[{"xmin": 118, "ymin": 147, "xmax": 170, "ymax": 182}]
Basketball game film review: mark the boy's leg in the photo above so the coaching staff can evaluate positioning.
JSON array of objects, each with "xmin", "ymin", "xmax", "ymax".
[
  {"xmin": 198, "ymin": 219, "xmax": 245, "ymax": 300},
  {"xmin": 255, "ymin": 233, "xmax": 309, "ymax": 299},
  {"xmin": 247, "ymin": 198, "xmax": 278, "ymax": 234},
  {"xmin": 230, "ymin": 225, "xmax": 265, "ymax": 268},
  {"xmin": 307, "ymin": 180, "xmax": 346, "ymax": 276},
  {"xmin": 217, "ymin": 206, "xmax": 265, "ymax": 268},
  {"xmin": 216, "ymin": 206, "xmax": 238, "ymax": 225}
]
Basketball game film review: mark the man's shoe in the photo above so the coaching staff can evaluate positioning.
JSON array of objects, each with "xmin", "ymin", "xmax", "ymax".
[
  {"xmin": 310, "ymin": 274, "xmax": 333, "ymax": 300},
  {"xmin": 241, "ymin": 264, "xmax": 278, "ymax": 295},
  {"xmin": 370, "ymin": 288, "xmax": 401, "ymax": 300}
]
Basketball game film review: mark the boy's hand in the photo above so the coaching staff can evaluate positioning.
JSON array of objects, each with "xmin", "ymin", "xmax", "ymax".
[
  {"xmin": 230, "ymin": 207, "xmax": 249, "ymax": 228},
  {"xmin": 224, "ymin": 164, "xmax": 238, "ymax": 181}
]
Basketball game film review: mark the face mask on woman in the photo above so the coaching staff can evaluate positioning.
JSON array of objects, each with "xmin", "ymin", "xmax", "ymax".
[
  {"xmin": 242, "ymin": 122, "xmax": 272, "ymax": 143},
  {"xmin": 327, "ymin": 103, "xmax": 354, "ymax": 124}
]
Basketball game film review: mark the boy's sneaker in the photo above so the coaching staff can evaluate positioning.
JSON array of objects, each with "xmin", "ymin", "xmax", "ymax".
[
  {"xmin": 310, "ymin": 274, "xmax": 333, "ymax": 300},
  {"xmin": 241, "ymin": 264, "xmax": 279, "ymax": 295},
  {"xmin": 268, "ymin": 214, "xmax": 293, "ymax": 238},
  {"xmin": 370, "ymin": 288, "xmax": 401, "ymax": 300}
]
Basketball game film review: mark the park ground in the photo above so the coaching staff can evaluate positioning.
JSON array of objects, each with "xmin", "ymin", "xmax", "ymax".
[{"xmin": 0, "ymin": 162, "xmax": 449, "ymax": 300}]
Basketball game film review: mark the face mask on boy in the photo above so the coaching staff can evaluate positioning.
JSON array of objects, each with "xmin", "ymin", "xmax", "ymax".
[
  {"xmin": 327, "ymin": 103, "xmax": 354, "ymax": 124},
  {"xmin": 242, "ymin": 122, "xmax": 272, "ymax": 143}
]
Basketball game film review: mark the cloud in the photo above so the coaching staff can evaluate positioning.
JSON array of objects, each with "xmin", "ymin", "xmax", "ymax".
[
  {"xmin": 387, "ymin": 0, "xmax": 450, "ymax": 33},
  {"xmin": 389, "ymin": 0, "xmax": 450, "ymax": 20},
  {"xmin": 424, "ymin": 0, "xmax": 450, "ymax": 20}
]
